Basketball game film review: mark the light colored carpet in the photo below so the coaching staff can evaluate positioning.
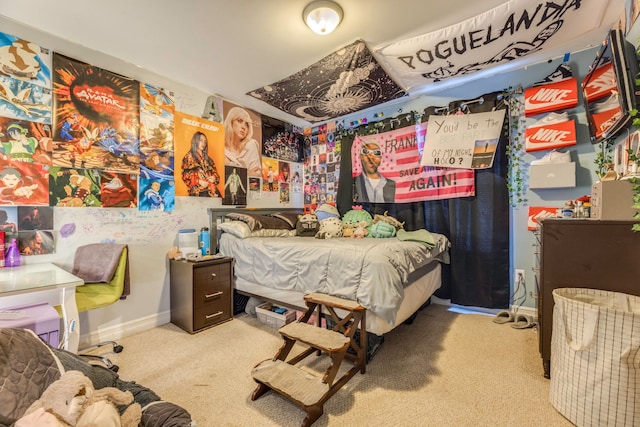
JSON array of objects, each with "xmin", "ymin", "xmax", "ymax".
[{"xmin": 103, "ymin": 303, "xmax": 572, "ymax": 426}]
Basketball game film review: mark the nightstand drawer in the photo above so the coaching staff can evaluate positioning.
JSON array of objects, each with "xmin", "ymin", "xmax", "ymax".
[
  {"xmin": 194, "ymin": 263, "xmax": 230, "ymax": 286},
  {"xmin": 193, "ymin": 284, "xmax": 231, "ymax": 309},
  {"xmin": 193, "ymin": 302, "xmax": 231, "ymax": 330}
]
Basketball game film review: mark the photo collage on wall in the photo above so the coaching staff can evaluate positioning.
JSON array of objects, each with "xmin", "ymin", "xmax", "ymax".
[
  {"xmin": 0, "ymin": 206, "xmax": 55, "ymax": 256},
  {"xmin": 303, "ymin": 120, "xmax": 341, "ymax": 213}
]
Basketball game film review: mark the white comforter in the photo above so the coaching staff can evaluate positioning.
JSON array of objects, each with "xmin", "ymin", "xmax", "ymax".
[{"xmin": 219, "ymin": 234, "xmax": 450, "ymax": 325}]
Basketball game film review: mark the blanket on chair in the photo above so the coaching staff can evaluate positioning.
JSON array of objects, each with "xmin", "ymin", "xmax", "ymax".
[{"xmin": 72, "ymin": 243, "xmax": 131, "ymax": 298}]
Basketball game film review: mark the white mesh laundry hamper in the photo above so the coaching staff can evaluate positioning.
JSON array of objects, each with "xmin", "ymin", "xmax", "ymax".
[{"xmin": 550, "ymin": 288, "xmax": 640, "ymax": 427}]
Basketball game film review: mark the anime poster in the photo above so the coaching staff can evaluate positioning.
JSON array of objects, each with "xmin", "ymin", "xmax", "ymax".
[
  {"xmin": 261, "ymin": 157, "xmax": 279, "ymax": 192},
  {"xmin": 17, "ymin": 205, "xmax": 53, "ymax": 230},
  {"xmin": 0, "ymin": 32, "xmax": 52, "ymax": 88},
  {"xmin": 140, "ymin": 149, "xmax": 173, "ymax": 179},
  {"xmin": 222, "ymin": 165, "xmax": 247, "ymax": 206},
  {"xmin": 51, "ymin": 53, "xmax": 140, "ymax": 174},
  {"xmin": 48, "ymin": 166, "xmax": 101, "ymax": 207},
  {"xmin": 261, "ymin": 115, "xmax": 303, "ymax": 163},
  {"xmin": 280, "ymin": 182, "xmax": 290, "ymax": 204},
  {"xmin": 0, "ymin": 75, "xmax": 52, "ymax": 124},
  {"xmin": 0, "ymin": 160, "xmax": 49, "ymax": 205},
  {"xmin": 139, "ymin": 82, "xmax": 174, "ymax": 152},
  {"xmin": 138, "ymin": 176, "xmax": 174, "ymax": 212},
  {"xmin": 222, "ymin": 100, "xmax": 262, "ymax": 177},
  {"xmin": 0, "ymin": 117, "xmax": 52, "ymax": 165},
  {"xmin": 100, "ymin": 172, "xmax": 137, "ymax": 208},
  {"xmin": 173, "ymin": 112, "xmax": 224, "ymax": 197}
]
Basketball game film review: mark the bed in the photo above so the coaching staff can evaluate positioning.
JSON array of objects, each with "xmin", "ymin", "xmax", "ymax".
[{"xmin": 207, "ymin": 207, "xmax": 450, "ymax": 336}]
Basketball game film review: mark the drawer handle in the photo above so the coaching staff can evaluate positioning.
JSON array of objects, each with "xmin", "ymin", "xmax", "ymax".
[
  {"xmin": 205, "ymin": 311, "xmax": 223, "ymax": 319},
  {"xmin": 205, "ymin": 291, "xmax": 223, "ymax": 299},
  {"xmin": 210, "ymin": 273, "xmax": 217, "ymax": 278}
]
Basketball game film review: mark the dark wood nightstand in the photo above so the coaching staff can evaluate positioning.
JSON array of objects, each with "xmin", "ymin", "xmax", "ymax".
[{"xmin": 170, "ymin": 257, "xmax": 234, "ymax": 333}]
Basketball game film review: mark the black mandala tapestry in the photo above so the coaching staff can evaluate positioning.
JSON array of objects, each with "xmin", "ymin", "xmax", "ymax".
[{"xmin": 247, "ymin": 40, "xmax": 406, "ymax": 123}]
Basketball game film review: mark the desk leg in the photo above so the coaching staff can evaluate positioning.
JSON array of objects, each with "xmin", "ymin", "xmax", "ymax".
[{"xmin": 60, "ymin": 287, "xmax": 80, "ymax": 353}]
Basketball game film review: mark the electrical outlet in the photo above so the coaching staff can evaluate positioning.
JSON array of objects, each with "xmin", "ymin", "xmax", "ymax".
[
  {"xmin": 529, "ymin": 291, "xmax": 538, "ymax": 298},
  {"xmin": 515, "ymin": 269, "xmax": 525, "ymax": 284}
]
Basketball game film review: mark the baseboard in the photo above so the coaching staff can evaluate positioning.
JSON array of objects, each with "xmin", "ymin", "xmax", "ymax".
[
  {"xmin": 79, "ymin": 310, "xmax": 171, "ymax": 348},
  {"xmin": 431, "ymin": 296, "xmax": 538, "ymax": 322}
]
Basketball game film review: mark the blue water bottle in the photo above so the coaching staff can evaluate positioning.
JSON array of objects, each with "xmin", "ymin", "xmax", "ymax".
[{"xmin": 199, "ymin": 227, "xmax": 211, "ymax": 256}]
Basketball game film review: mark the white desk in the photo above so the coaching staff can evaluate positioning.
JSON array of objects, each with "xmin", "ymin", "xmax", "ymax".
[{"xmin": 0, "ymin": 263, "xmax": 84, "ymax": 352}]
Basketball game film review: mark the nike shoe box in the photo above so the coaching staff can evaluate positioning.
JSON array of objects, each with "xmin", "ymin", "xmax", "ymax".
[
  {"xmin": 0, "ymin": 303, "xmax": 60, "ymax": 348},
  {"xmin": 529, "ymin": 162, "xmax": 576, "ymax": 189},
  {"xmin": 524, "ymin": 77, "xmax": 579, "ymax": 117},
  {"xmin": 590, "ymin": 180, "xmax": 637, "ymax": 220}
]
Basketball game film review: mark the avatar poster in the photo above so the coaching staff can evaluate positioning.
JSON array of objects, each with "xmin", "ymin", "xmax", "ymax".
[{"xmin": 51, "ymin": 53, "xmax": 140, "ymax": 174}]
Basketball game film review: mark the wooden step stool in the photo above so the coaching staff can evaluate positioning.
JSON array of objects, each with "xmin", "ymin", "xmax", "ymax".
[{"xmin": 251, "ymin": 292, "xmax": 367, "ymax": 427}]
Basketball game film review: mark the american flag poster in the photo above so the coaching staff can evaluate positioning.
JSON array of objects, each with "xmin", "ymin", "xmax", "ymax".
[{"xmin": 352, "ymin": 122, "xmax": 475, "ymax": 203}]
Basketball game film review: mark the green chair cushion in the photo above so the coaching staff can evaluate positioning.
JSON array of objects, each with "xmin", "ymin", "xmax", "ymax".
[{"xmin": 55, "ymin": 248, "xmax": 128, "ymax": 315}]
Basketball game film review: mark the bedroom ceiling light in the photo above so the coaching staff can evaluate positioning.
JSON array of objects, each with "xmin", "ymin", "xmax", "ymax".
[{"xmin": 303, "ymin": 1, "xmax": 343, "ymax": 35}]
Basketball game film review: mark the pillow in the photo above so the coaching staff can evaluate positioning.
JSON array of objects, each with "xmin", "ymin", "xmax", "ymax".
[
  {"xmin": 270, "ymin": 212, "xmax": 299, "ymax": 229},
  {"xmin": 250, "ymin": 229, "xmax": 296, "ymax": 238},
  {"xmin": 218, "ymin": 221, "xmax": 251, "ymax": 239},
  {"xmin": 225, "ymin": 212, "xmax": 291, "ymax": 230}
]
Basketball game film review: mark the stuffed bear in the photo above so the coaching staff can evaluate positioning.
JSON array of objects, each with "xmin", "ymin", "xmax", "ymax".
[
  {"xmin": 296, "ymin": 213, "xmax": 319, "ymax": 236},
  {"xmin": 21, "ymin": 370, "xmax": 142, "ymax": 427}
]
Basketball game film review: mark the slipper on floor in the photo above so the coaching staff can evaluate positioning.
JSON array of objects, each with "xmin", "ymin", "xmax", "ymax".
[
  {"xmin": 511, "ymin": 314, "xmax": 535, "ymax": 329},
  {"xmin": 492, "ymin": 310, "xmax": 515, "ymax": 324}
]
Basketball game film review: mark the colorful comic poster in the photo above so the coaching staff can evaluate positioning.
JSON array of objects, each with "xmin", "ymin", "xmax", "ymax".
[
  {"xmin": 174, "ymin": 112, "xmax": 224, "ymax": 197},
  {"xmin": 0, "ymin": 32, "xmax": 52, "ymax": 88},
  {"xmin": 100, "ymin": 172, "xmax": 137, "ymax": 208},
  {"xmin": 0, "ymin": 159, "xmax": 49, "ymax": 205},
  {"xmin": 0, "ymin": 75, "xmax": 51, "ymax": 123},
  {"xmin": 280, "ymin": 182, "xmax": 290, "ymax": 204},
  {"xmin": 51, "ymin": 53, "xmax": 140, "ymax": 174},
  {"xmin": 140, "ymin": 82, "xmax": 174, "ymax": 152},
  {"xmin": 140, "ymin": 149, "xmax": 173, "ymax": 180},
  {"xmin": 138, "ymin": 176, "xmax": 174, "ymax": 212},
  {"xmin": 48, "ymin": 167, "xmax": 101, "ymax": 207},
  {"xmin": 18, "ymin": 229, "xmax": 54, "ymax": 256},
  {"xmin": 0, "ymin": 117, "xmax": 52, "ymax": 164}
]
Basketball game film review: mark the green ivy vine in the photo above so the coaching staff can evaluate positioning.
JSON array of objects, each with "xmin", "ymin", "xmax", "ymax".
[{"xmin": 503, "ymin": 87, "xmax": 526, "ymax": 207}]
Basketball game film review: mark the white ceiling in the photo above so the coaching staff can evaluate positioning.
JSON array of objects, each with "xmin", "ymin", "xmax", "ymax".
[{"xmin": 0, "ymin": 0, "xmax": 628, "ymax": 126}]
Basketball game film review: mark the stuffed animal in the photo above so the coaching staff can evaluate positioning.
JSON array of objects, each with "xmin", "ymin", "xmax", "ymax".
[
  {"xmin": 315, "ymin": 217, "xmax": 343, "ymax": 239},
  {"xmin": 370, "ymin": 221, "xmax": 397, "ymax": 238},
  {"xmin": 352, "ymin": 220, "xmax": 369, "ymax": 238},
  {"xmin": 296, "ymin": 213, "xmax": 319, "ymax": 236},
  {"xmin": 342, "ymin": 206, "xmax": 373, "ymax": 237},
  {"xmin": 22, "ymin": 370, "xmax": 142, "ymax": 427},
  {"xmin": 314, "ymin": 203, "xmax": 340, "ymax": 221},
  {"xmin": 372, "ymin": 211, "xmax": 404, "ymax": 231}
]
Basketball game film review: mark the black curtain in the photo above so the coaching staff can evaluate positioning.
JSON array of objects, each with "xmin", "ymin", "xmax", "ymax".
[{"xmin": 337, "ymin": 91, "xmax": 510, "ymax": 309}]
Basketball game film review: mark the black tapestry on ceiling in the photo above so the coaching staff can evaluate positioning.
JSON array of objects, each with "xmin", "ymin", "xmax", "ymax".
[
  {"xmin": 247, "ymin": 40, "xmax": 406, "ymax": 123},
  {"xmin": 336, "ymin": 91, "xmax": 511, "ymax": 310}
]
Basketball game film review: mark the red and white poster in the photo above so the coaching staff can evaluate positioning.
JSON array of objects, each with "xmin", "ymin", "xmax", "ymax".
[{"xmin": 352, "ymin": 123, "xmax": 475, "ymax": 203}]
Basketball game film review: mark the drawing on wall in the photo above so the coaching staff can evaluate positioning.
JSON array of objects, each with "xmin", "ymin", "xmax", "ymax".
[
  {"xmin": 222, "ymin": 100, "xmax": 262, "ymax": 177},
  {"xmin": 138, "ymin": 176, "xmax": 174, "ymax": 212},
  {"xmin": 51, "ymin": 53, "xmax": 140, "ymax": 174},
  {"xmin": 0, "ymin": 160, "xmax": 49, "ymax": 205},
  {"xmin": 48, "ymin": 166, "xmax": 101, "ymax": 207},
  {"xmin": 174, "ymin": 111, "xmax": 224, "ymax": 197}
]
